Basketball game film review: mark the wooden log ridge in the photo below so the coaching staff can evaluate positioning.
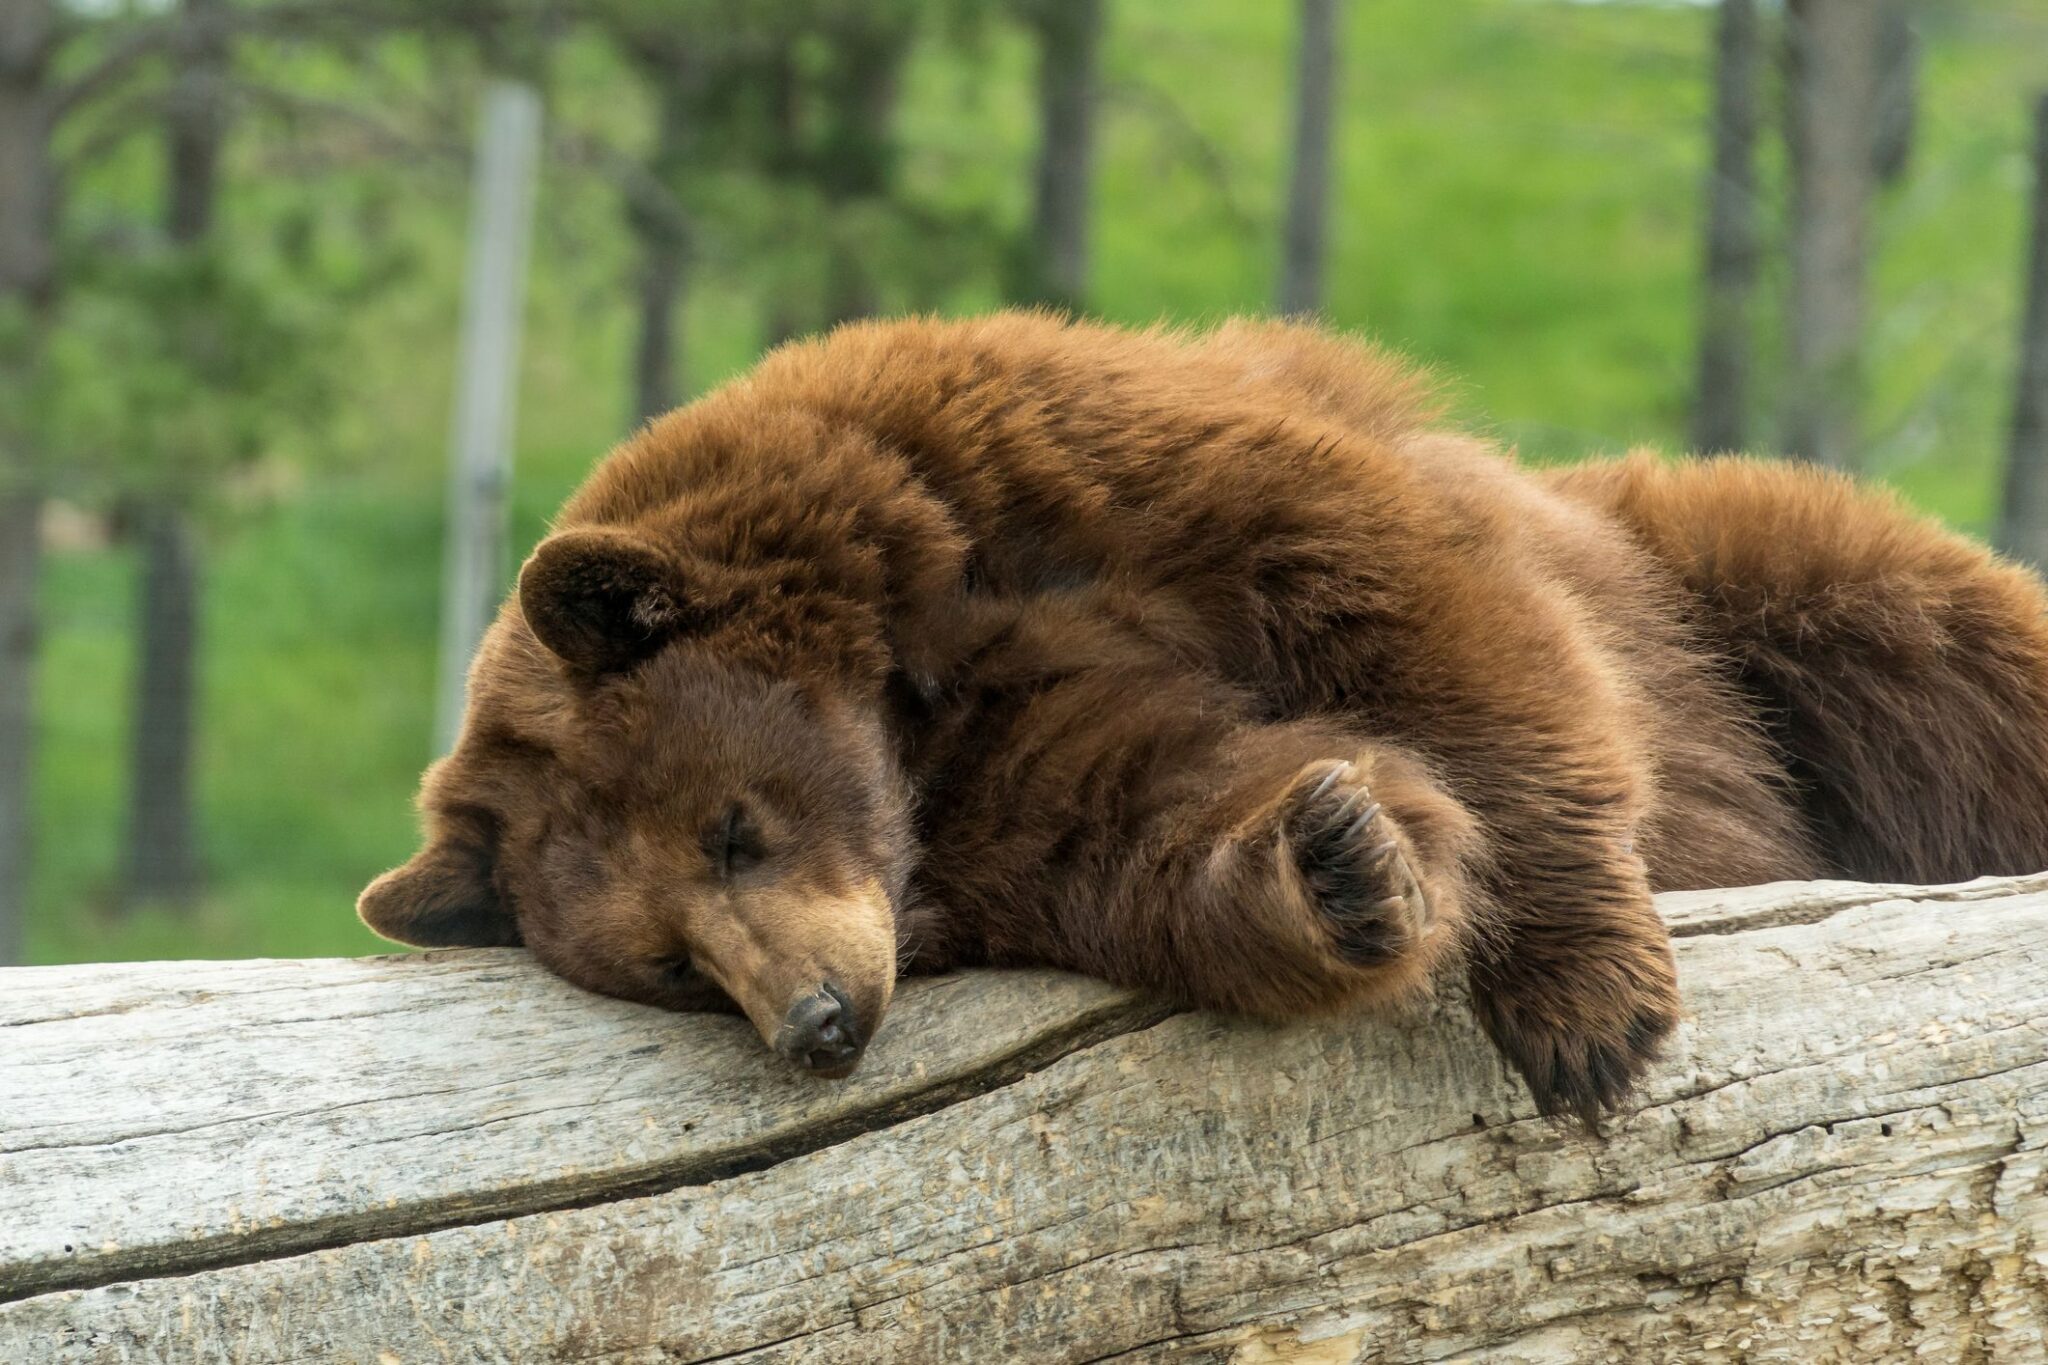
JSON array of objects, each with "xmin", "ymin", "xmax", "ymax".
[{"xmin": 2, "ymin": 875, "xmax": 2045, "ymax": 1363}]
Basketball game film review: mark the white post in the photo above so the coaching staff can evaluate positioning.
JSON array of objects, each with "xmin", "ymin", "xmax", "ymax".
[{"xmin": 436, "ymin": 80, "xmax": 541, "ymax": 755}]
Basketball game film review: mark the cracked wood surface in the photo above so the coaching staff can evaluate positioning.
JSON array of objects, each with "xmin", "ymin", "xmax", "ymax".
[{"xmin": 2, "ymin": 874, "xmax": 2045, "ymax": 1362}]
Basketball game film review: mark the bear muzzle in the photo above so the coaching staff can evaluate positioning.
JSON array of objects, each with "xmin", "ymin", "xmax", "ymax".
[{"xmin": 684, "ymin": 878, "xmax": 898, "ymax": 1079}]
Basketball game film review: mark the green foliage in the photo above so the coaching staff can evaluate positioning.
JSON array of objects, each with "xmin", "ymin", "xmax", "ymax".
[
  {"xmin": 41, "ymin": 239, "xmax": 327, "ymax": 507},
  {"xmin": 24, "ymin": 0, "xmax": 2047, "ymax": 963},
  {"xmin": 586, "ymin": 0, "xmax": 1008, "ymax": 334}
]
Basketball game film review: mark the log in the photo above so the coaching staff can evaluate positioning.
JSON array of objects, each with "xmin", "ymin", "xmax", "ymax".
[{"xmin": 3, "ymin": 875, "xmax": 2045, "ymax": 1362}]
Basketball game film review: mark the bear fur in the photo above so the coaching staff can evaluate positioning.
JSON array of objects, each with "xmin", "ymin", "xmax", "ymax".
[{"xmin": 360, "ymin": 313, "xmax": 2048, "ymax": 1124}]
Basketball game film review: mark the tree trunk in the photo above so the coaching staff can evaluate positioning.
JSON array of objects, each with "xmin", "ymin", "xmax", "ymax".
[
  {"xmin": 1999, "ymin": 93, "xmax": 2048, "ymax": 569},
  {"xmin": 760, "ymin": 45, "xmax": 809, "ymax": 349},
  {"xmin": 1692, "ymin": 0, "xmax": 1760, "ymax": 456},
  {"xmin": 1025, "ymin": 0, "xmax": 1104, "ymax": 310},
  {"xmin": 1782, "ymin": 0, "xmax": 1881, "ymax": 469},
  {"xmin": 0, "ymin": 0, "xmax": 57, "ymax": 964},
  {"xmin": 631, "ymin": 232, "xmax": 686, "ymax": 424},
  {"xmin": 163, "ymin": 0, "xmax": 224, "ymax": 245},
  {"xmin": 818, "ymin": 19, "xmax": 909, "ymax": 328},
  {"xmin": 435, "ymin": 80, "xmax": 540, "ymax": 754},
  {"xmin": 122, "ymin": 505, "xmax": 201, "ymax": 907},
  {"xmin": 0, "ymin": 493, "xmax": 35, "ymax": 966},
  {"xmin": 3, "ymin": 875, "xmax": 2046, "ymax": 1358},
  {"xmin": 121, "ymin": 0, "xmax": 225, "ymax": 911},
  {"xmin": 1871, "ymin": 0, "xmax": 1917, "ymax": 187},
  {"xmin": 1277, "ymin": 0, "xmax": 1338, "ymax": 317},
  {"xmin": 0, "ymin": 0, "xmax": 56, "ymax": 312},
  {"xmin": 627, "ymin": 72, "xmax": 695, "ymax": 426}
]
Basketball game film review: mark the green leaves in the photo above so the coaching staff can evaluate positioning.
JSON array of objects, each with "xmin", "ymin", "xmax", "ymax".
[{"xmin": 40, "ymin": 227, "xmax": 334, "ymax": 511}]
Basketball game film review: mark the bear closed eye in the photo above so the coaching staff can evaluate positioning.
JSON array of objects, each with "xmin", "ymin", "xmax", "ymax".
[{"xmin": 361, "ymin": 312, "xmax": 2048, "ymax": 1128}]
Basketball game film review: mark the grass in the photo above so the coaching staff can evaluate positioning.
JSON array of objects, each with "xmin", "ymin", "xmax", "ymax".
[{"xmin": 27, "ymin": 0, "xmax": 2047, "ymax": 963}]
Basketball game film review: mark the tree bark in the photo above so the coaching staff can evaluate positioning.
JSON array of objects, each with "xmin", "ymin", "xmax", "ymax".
[
  {"xmin": 1277, "ymin": 0, "xmax": 1338, "ymax": 317},
  {"xmin": 630, "ymin": 223, "xmax": 686, "ymax": 423},
  {"xmin": 434, "ymin": 80, "xmax": 540, "ymax": 754},
  {"xmin": 122, "ymin": 504, "xmax": 201, "ymax": 907},
  {"xmin": 0, "ymin": 0, "xmax": 58, "ymax": 964},
  {"xmin": 817, "ymin": 16, "xmax": 909, "ymax": 328},
  {"xmin": 1692, "ymin": 0, "xmax": 1760, "ymax": 456},
  {"xmin": 163, "ymin": 0, "xmax": 224, "ymax": 244},
  {"xmin": 1999, "ymin": 94, "xmax": 2048, "ymax": 569},
  {"xmin": 1871, "ymin": 0, "xmax": 1917, "ymax": 187},
  {"xmin": 0, "ymin": 493, "xmax": 34, "ymax": 966},
  {"xmin": 760, "ymin": 44, "xmax": 809, "ymax": 349},
  {"xmin": 0, "ymin": 0, "xmax": 56, "ymax": 313},
  {"xmin": 3, "ymin": 874, "xmax": 2045, "ymax": 1359},
  {"xmin": 627, "ymin": 68, "xmax": 697, "ymax": 426},
  {"xmin": 1783, "ymin": 0, "xmax": 1881, "ymax": 469},
  {"xmin": 1025, "ymin": 0, "xmax": 1104, "ymax": 310},
  {"xmin": 121, "ymin": 0, "xmax": 225, "ymax": 911}
]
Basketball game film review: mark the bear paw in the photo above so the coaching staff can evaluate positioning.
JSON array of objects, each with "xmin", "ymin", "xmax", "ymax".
[
  {"xmin": 1281, "ymin": 760, "xmax": 1432, "ymax": 968},
  {"xmin": 1474, "ymin": 956, "xmax": 1679, "ymax": 1132}
]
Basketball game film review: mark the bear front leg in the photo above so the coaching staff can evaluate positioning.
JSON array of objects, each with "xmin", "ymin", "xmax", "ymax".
[
  {"xmin": 1421, "ymin": 719, "xmax": 1678, "ymax": 1127},
  {"xmin": 1464, "ymin": 846, "xmax": 1679, "ymax": 1131},
  {"xmin": 915, "ymin": 664, "xmax": 1482, "ymax": 1018}
]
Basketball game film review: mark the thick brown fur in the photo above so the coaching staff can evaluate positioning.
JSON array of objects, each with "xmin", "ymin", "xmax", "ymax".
[{"xmin": 360, "ymin": 313, "xmax": 2048, "ymax": 1127}]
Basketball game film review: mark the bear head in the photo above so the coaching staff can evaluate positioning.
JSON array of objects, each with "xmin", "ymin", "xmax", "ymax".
[{"xmin": 357, "ymin": 525, "xmax": 915, "ymax": 1078}]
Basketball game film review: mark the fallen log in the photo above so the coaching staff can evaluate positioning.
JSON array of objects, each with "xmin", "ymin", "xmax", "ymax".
[{"xmin": 2, "ymin": 874, "xmax": 2045, "ymax": 1362}]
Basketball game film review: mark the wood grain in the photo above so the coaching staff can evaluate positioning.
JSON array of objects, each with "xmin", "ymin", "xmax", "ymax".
[{"xmin": 3, "ymin": 874, "xmax": 2043, "ymax": 1362}]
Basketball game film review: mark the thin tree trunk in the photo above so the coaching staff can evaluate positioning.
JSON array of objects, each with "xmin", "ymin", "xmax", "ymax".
[
  {"xmin": 761, "ymin": 45, "xmax": 809, "ymax": 349},
  {"xmin": 123, "ymin": 506, "xmax": 200, "ymax": 906},
  {"xmin": 1277, "ymin": 0, "xmax": 1338, "ymax": 317},
  {"xmin": 0, "ymin": 1, "xmax": 55, "ymax": 313},
  {"xmin": 435, "ymin": 80, "xmax": 540, "ymax": 754},
  {"xmin": 0, "ymin": 494, "xmax": 35, "ymax": 965},
  {"xmin": 631, "ymin": 235, "xmax": 685, "ymax": 425},
  {"xmin": 818, "ymin": 19, "xmax": 909, "ymax": 328},
  {"xmin": 1871, "ymin": 0, "xmax": 1917, "ymax": 187},
  {"xmin": 1026, "ymin": 0, "xmax": 1104, "ymax": 310},
  {"xmin": 1692, "ymin": 0, "xmax": 1761, "ymax": 455},
  {"xmin": 122, "ymin": 0, "xmax": 224, "ymax": 910},
  {"xmin": 628, "ymin": 73, "xmax": 694, "ymax": 426},
  {"xmin": 1783, "ymin": 0, "xmax": 1881, "ymax": 469},
  {"xmin": 0, "ymin": 0, "xmax": 58, "ymax": 964},
  {"xmin": 163, "ymin": 0, "xmax": 223, "ymax": 245},
  {"xmin": 1998, "ymin": 94, "xmax": 2048, "ymax": 569}
]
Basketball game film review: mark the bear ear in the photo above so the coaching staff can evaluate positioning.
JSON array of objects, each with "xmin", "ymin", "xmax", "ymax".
[
  {"xmin": 518, "ymin": 528, "xmax": 689, "ymax": 674},
  {"xmin": 357, "ymin": 834, "xmax": 521, "ymax": 949}
]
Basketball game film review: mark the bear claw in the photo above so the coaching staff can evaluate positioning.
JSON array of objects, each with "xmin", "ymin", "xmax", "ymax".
[
  {"xmin": 1283, "ymin": 761, "xmax": 1430, "ymax": 966},
  {"xmin": 1477, "ymin": 993, "xmax": 1677, "ymax": 1133}
]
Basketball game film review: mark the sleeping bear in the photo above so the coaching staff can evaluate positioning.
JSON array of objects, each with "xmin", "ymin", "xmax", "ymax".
[{"xmin": 359, "ymin": 313, "xmax": 2048, "ymax": 1126}]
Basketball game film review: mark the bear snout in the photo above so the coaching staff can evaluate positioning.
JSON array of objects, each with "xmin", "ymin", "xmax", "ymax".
[{"xmin": 773, "ymin": 980, "xmax": 864, "ymax": 1078}]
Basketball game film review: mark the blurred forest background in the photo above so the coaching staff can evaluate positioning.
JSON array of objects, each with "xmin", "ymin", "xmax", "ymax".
[{"xmin": 1, "ymin": 0, "xmax": 2044, "ymax": 966}]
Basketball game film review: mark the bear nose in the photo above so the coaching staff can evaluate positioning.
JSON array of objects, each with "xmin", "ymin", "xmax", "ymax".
[{"xmin": 775, "ymin": 981, "xmax": 863, "ymax": 1076}]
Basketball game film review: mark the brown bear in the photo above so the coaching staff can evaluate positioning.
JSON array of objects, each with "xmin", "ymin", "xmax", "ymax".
[{"xmin": 359, "ymin": 313, "xmax": 2048, "ymax": 1126}]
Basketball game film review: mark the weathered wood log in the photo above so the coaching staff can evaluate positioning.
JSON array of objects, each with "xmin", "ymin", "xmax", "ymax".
[{"xmin": 3, "ymin": 875, "xmax": 2045, "ymax": 1362}]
